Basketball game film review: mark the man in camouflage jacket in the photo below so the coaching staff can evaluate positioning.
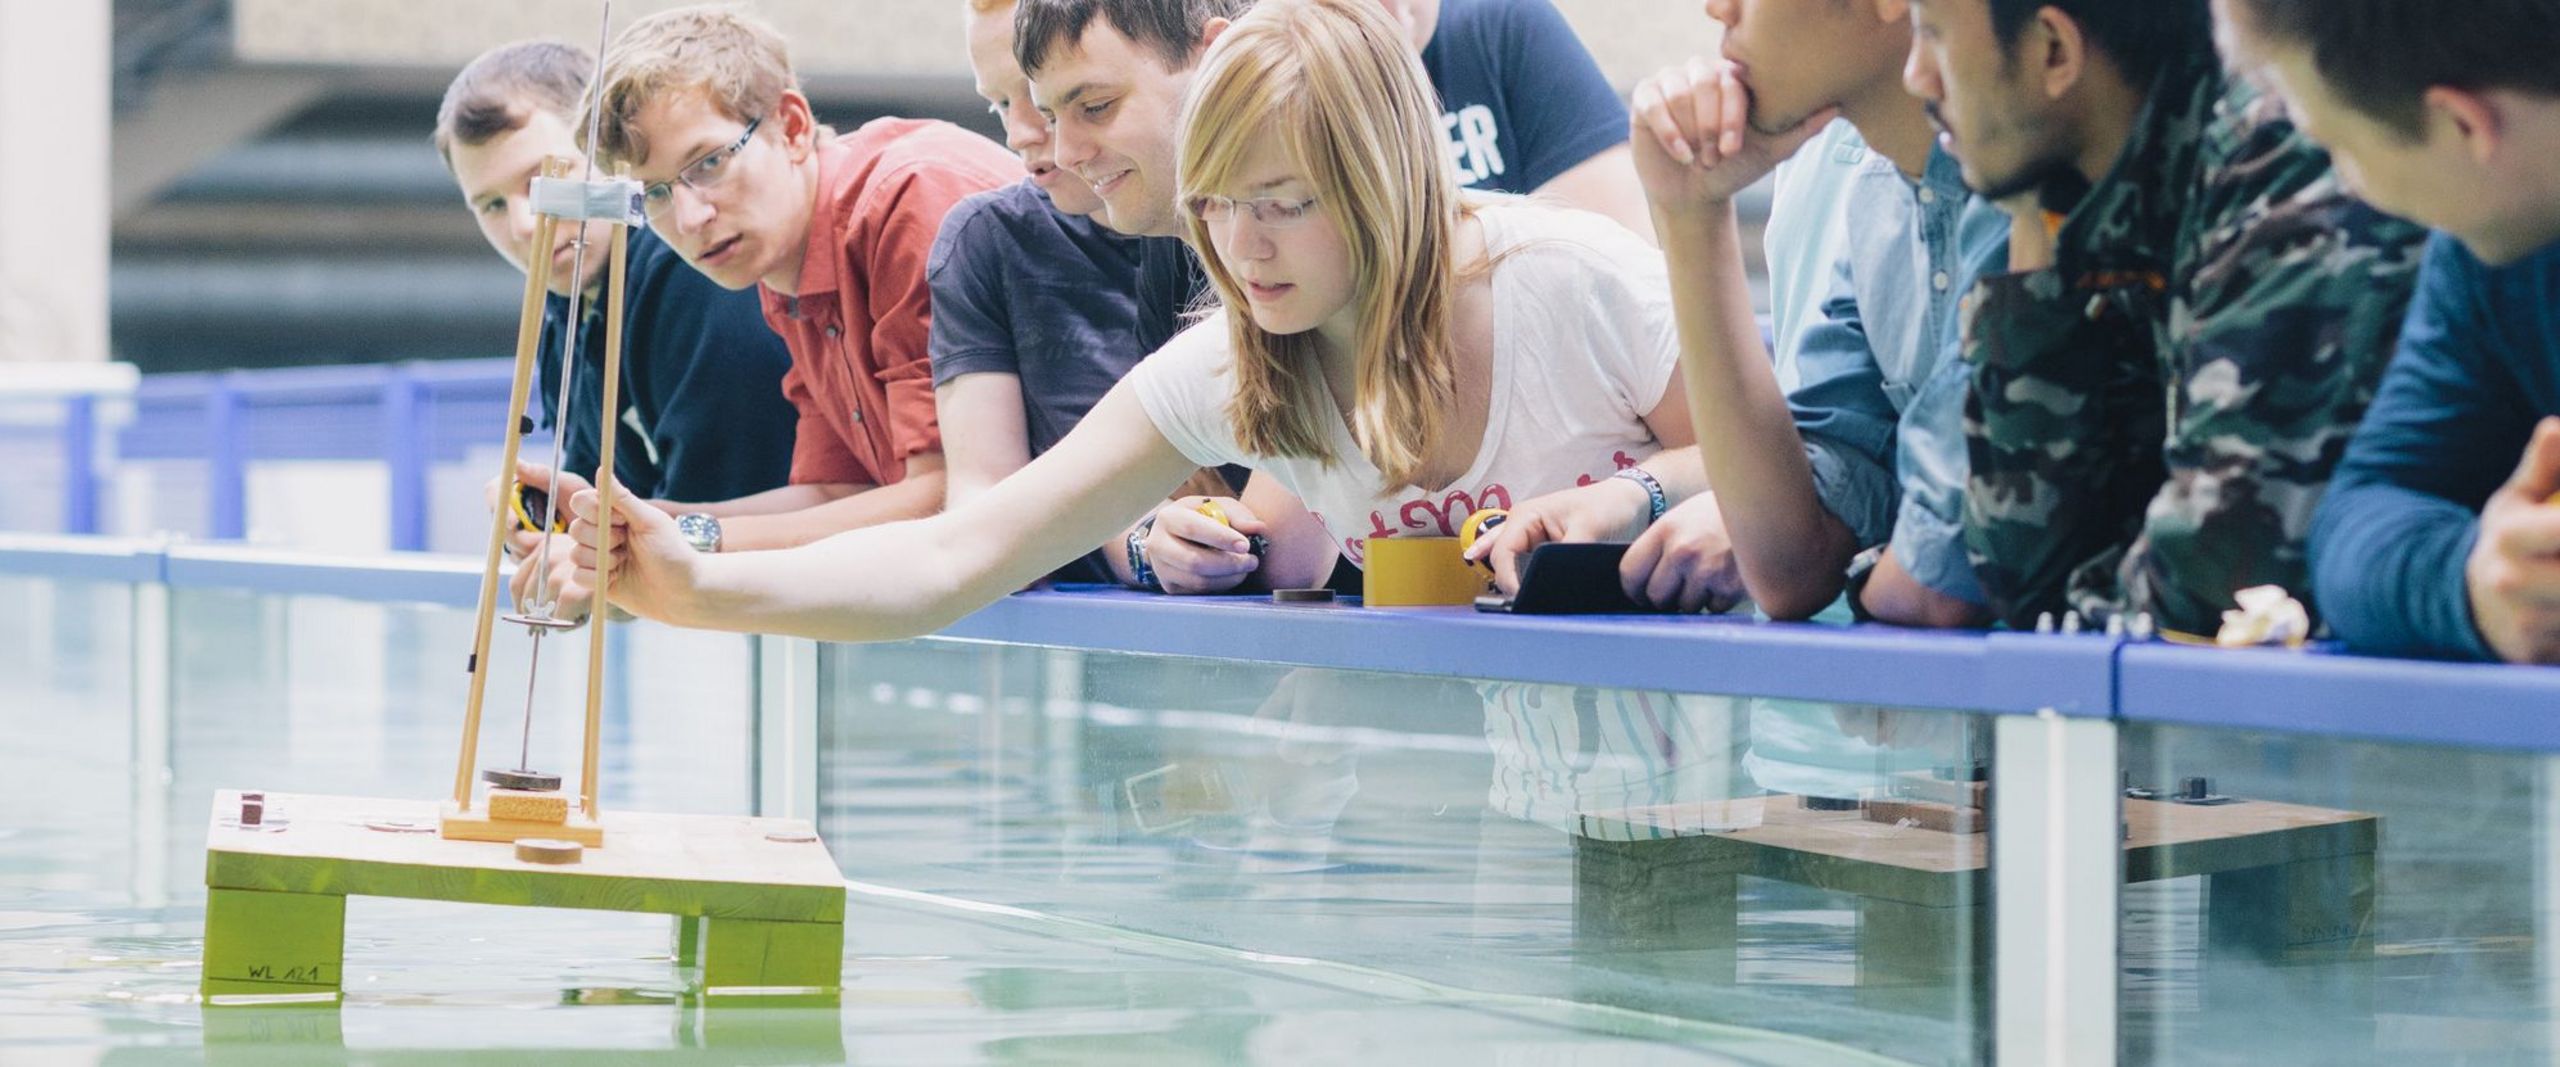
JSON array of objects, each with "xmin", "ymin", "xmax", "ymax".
[{"xmin": 1906, "ymin": 0, "xmax": 2427, "ymax": 635}]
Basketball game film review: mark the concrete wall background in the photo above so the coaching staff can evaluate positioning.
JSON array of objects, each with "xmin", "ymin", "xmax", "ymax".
[
  {"xmin": 233, "ymin": 0, "xmax": 1721, "ymax": 89},
  {"xmin": 3, "ymin": 3, "xmax": 111, "ymax": 363},
  {"xmin": 111, "ymin": 1, "xmax": 1729, "ymax": 373}
]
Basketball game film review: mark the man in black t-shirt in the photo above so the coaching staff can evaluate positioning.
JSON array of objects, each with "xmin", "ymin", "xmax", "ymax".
[
  {"xmin": 1376, "ymin": 0, "xmax": 1651, "ymax": 239},
  {"xmin": 934, "ymin": 0, "xmax": 1220, "ymax": 583}
]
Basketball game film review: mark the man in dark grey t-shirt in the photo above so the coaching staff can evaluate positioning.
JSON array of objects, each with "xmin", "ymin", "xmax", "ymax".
[{"xmin": 936, "ymin": 0, "xmax": 1238, "ymax": 585}]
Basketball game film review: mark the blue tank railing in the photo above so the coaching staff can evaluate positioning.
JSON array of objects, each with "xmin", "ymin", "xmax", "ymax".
[
  {"xmin": 0, "ymin": 533, "xmax": 2551, "ymax": 741},
  {"xmin": 102, "ymin": 359, "xmax": 525, "ymax": 549},
  {"xmin": 13, "ymin": 360, "xmax": 528, "ymax": 547}
]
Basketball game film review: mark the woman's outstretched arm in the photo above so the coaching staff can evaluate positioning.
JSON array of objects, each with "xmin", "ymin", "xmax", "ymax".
[{"xmin": 571, "ymin": 384, "xmax": 1204, "ymax": 643}]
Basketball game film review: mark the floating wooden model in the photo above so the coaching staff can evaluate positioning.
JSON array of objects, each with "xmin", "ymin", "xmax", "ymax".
[{"xmin": 200, "ymin": 24, "xmax": 846, "ymax": 998}]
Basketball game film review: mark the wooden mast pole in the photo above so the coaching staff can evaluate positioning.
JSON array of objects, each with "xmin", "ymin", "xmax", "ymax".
[
  {"xmin": 454, "ymin": 155, "xmax": 572, "ymax": 811},
  {"xmin": 579, "ymin": 198, "xmax": 630, "ymax": 821}
]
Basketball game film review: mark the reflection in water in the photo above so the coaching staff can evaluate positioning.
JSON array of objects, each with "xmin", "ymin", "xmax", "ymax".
[
  {"xmin": 820, "ymin": 643, "xmax": 1993, "ymax": 1063},
  {"xmin": 1481, "ymin": 682, "xmax": 1744, "ymax": 836}
]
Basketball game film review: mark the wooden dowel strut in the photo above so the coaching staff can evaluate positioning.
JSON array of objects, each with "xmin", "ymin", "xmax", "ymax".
[
  {"xmin": 580, "ymin": 215, "xmax": 629, "ymax": 820},
  {"xmin": 455, "ymin": 156, "xmax": 574, "ymax": 811}
]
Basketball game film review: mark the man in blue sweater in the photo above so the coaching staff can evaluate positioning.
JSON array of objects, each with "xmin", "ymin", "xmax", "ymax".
[
  {"xmin": 437, "ymin": 42, "xmax": 798, "ymax": 611},
  {"xmin": 2220, "ymin": 0, "xmax": 2560, "ymax": 663}
]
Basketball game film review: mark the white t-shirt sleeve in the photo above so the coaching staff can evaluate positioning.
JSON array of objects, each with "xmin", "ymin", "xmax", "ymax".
[
  {"xmin": 1127, "ymin": 312, "xmax": 1249, "ymax": 470},
  {"xmin": 1509, "ymin": 206, "xmax": 1681, "ymax": 421},
  {"xmin": 1607, "ymin": 235, "xmax": 1683, "ymax": 420}
]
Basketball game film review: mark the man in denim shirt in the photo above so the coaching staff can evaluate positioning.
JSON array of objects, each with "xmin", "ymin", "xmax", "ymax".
[{"xmin": 1612, "ymin": 0, "xmax": 2004, "ymax": 623}]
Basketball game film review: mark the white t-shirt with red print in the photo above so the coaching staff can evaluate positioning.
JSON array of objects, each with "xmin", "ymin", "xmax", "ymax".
[{"xmin": 1130, "ymin": 197, "xmax": 1678, "ymax": 568}]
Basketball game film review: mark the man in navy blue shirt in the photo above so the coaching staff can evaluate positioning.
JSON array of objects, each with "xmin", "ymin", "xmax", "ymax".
[
  {"xmin": 2220, "ymin": 0, "xmax": 2560, "ymax": 663},
  {"xmin": 437, "ymin": 41, "xmax": 797, "ymax": 608},
  {"xmin": 1377, "ymin": 0, "xmax": 1651, "ymax": 238}
]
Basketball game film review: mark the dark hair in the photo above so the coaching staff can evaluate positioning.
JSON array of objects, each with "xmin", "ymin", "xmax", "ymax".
[
  {"xmin": 1013, "ymin": 0, "xmax": 1252, "ymax": 78},
  {"xmin": 2233, "ymin": 0, "xmax": 2560, "ymax": 139},
  {"xmin": 434, "ymin": 41, "xmax": 592, "ymax": 169},
  {"xmin": 1987, "ymin": 0, "xmax": 2209, "ymax": 91}
]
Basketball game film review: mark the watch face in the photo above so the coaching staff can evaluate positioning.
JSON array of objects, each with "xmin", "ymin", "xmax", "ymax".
[{"xmin": 678, "ymin": 513, "xmax": 719, "ymax": 552}]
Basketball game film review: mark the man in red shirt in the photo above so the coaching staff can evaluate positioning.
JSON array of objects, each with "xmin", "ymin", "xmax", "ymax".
[{"xmin": 542, "ymin": 4, "xmax": 1019, "ymax": 559}]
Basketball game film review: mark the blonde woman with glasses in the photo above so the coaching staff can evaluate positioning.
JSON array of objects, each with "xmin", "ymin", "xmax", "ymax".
[{"xmin": 566, "ymin": 0, "xmax": 1701, "ymax": 640}]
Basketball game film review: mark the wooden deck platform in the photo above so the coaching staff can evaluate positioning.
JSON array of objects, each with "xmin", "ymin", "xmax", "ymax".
[{"xmin": 200, "ymin": 790, "xmax": 847, "ymax": 1002}]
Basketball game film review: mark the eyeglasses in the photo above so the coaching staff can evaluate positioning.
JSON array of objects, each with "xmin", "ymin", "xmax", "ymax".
[
  {"xmin": 640, "ymin": 117, "xmax": 762, "ymax": 220},
  {"xmin": 1185, "ymin": 194, "xmax": 1322, "ymax": 229}
]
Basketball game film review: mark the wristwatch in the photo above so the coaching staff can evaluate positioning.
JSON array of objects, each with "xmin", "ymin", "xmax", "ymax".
[
  {"xmin": 676, "ymin": 512, "xmax": 722, "ymax": 554},
  {"xmin": 1843, "ymin": 546, "xmax": 1885, "ymax": 623}
]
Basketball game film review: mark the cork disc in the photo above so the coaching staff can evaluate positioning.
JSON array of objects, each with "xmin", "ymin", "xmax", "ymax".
[{"xmin": 514, "ymin": 838, "xmax": 586, "ymax": 864}]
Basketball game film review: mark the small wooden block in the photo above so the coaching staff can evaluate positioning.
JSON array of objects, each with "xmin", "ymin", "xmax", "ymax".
[
  {"xmin": 202, "ymin": 887, "xmax": 345, "ymax": 993},
  {"xmin": 486, "ymin": 788, "xmax": 570, "ymax": 824},
  {"xmin": 1862, "ymin": 798, "xmax": 1987, "ymax": 835},
  {"xmin": 701, "ymin": 916, "xmax": 845, "ymax": 992},
  {"xmin": 674, "ymin": 915, "xmax": 705, "ymax": 968},
  {"xmin": 439, "ymin": 800, "xmax": 606, "ymax": 846}
]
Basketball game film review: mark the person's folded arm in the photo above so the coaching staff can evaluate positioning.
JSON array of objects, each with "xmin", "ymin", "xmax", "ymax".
[
  {"xmin": 2117, "ymin": 167, "xmax": 2428, "ymax": 634},
  {"xmin": 2313, "ymin": 237, "xmax": 2524, "ymax": 660},
  {"xmin": 1655, "ymin": 204, "xmax": 1861, "ymax": 619}
]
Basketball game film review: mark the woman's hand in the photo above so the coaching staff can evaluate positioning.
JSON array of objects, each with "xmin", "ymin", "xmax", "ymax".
[
  {"xmin": 1145, "ymin": 496, "xmax": 1266, "ymax": 595},
  {"xmin": 1468, "ymin": 478, "xmax": 1654, "ymax": 594}
]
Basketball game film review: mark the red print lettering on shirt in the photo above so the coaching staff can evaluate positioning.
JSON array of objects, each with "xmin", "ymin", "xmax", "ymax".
[
  {"xmin": 1339, "ymin": 484, "xmax": 1516, "ymax": 565},
  {"xmin": 1573, "ymin": 451, "xmax": 1641, "ymax": 488}
]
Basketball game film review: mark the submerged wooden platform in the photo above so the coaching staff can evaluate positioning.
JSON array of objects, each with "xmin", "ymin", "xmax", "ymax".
[
  {"xmin": 1576, "ymin": 792, "xmax": 2380, "ymax": 1008},
  {"xmin": 201, "ymin": 790, "xmax": 847, "ymax": 1003}
]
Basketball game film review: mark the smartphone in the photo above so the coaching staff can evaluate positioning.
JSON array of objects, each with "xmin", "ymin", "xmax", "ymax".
[{"xmin": 1474, "ymin": 542, "xmax": 1667, "ymax": 615}]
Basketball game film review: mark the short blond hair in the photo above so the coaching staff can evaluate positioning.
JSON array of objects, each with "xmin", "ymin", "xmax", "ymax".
[{"xmin": 587, "ymin": 4, "xmax": 798, "ymax": 168}]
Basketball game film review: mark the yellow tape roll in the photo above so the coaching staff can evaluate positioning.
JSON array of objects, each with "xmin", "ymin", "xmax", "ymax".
[
  {"xmin": 511, "ymin": 483, "xmax": 568, "ymax": 535},
  {"xmin": 1457, "ymin": 508, "xmax": 1508, "ymax": 561}
]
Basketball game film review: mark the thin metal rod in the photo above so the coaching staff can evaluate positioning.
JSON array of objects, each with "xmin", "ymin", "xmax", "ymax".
[
  {"xmin": 517, "ymin": 629, "xmax": 545, "ymax": 770},
  {"xmin": 523, "ymin": 0, "xmax": 618, "ymax": 613}
]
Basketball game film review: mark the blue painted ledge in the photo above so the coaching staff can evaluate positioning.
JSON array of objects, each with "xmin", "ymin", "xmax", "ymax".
[
  {"xmin": 938, "ymin": 588, "xmax": 2080, "ymax": 715},
  {"xmin": 2118, "ymin": 642, "xmax": 2560, "ymax": 752},
  {"xmin": 11, "ymin": 537, "xmax": 2560, "ymax": 751}
]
